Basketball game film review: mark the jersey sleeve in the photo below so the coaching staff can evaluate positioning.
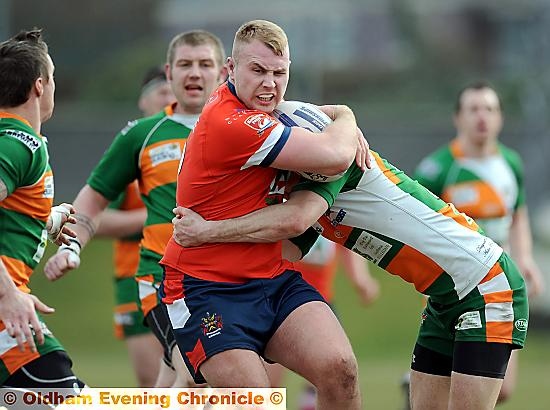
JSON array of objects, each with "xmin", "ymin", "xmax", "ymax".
[
  {"xmin": 289, "ymin": 227, "xmax": 322, "ymax": 258},
  {"xmin": 0, "ymin": 136, "xmax": 42, "ymax": 195},
  {"xmin": 500, "ymin": 145, "xmax": 526, "ymax": 209},
  {"xmin": 413, "ymin": 149, "xmax": 450, "ymax": 196},
  {"xmin": 87, "ymin": 123, "xmax": 142, "ymax": 201},
  {"xmin": 206, "ymin": 110, "xmax": 291, "ymax": 172},
  {"xmin": 292, "ymin": 165, "xmax": 355, "ymax": 208}
]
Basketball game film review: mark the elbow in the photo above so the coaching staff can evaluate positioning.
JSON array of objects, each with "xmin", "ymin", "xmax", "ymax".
[{"xmin": 280, "ymin": 213, "xmax": 313, "ymax": 238}]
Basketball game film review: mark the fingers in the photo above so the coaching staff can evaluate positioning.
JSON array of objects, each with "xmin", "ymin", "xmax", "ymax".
[
  {"xmin": 30, "ymin": 294, "xmax": 55, "ymax": 314},
  {"xmin": 55, "ymin": 227, "xmax": 78, "ymax": 246},
  {"xmin": 43, "ymin": 252, "xmax": 74, "ymax": 281}
]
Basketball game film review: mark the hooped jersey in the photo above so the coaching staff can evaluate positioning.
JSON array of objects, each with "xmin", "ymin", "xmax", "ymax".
[
  {"xmin": 292, "ymin": 150, "xmax": 503, "ymax": 304},
  {"xmin": 88, "ymin": 104, "xmax": 197, "ymax": 282},
  {"xmin": 161, "ymin": 82, "xmax": 293, "ymax": 290},
  {"xmin": 414, "ymin": 139, "xmax": 524, "ymax": 245},
  {"xmin": 109, "ymin": 180, "xmax": 144, "ymax": 279},
  {"xmin": 0, "ymin": 113, "xmax": 53, "ymax": 292}
]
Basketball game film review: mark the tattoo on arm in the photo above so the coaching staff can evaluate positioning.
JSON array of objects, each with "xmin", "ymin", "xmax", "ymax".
[
  {"xmin": 0, "ymin": 177, "xmax": 7, "ymax": 201},
  {"xmin": 75, "ymin": 213, "xmax": 97, "ymax": 239}
]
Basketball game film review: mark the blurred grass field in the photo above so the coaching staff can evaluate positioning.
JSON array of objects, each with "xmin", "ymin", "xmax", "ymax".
[{"xmin": 32, "ymin": 239, "xmax": 549, "ymax": 409}]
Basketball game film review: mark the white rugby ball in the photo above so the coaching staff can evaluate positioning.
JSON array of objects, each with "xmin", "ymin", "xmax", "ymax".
[{"xmin": 273, "ymin": 100, "xmax": 345, "ymax": 182}]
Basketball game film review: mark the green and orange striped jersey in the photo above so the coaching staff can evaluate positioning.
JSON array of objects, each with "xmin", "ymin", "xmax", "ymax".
[
  {"xmin": 0, "ymin": 113, "xmax": 53, "ymax": 292},
  {"xmin": 88, "ymin": 104, "xmax": 196, "ymax": 283},
  {"xmin": 292, "ymin": 150, "xmax": 504, "ymax": 305},
  {"xmin": 108, "ymin": 181, "xmax": 143, "ymax": 279},
  {"xmin": 413, "ymin": 139, "xmax": 524, "ymax": 245}
]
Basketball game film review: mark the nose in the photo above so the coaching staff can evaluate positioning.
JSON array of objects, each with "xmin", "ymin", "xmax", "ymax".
[
  {"xmin": 189, "ymin": 62, "xmax": 201, "ymax": 78},
  {"xmin": 262, "ymin": 72, "xmax": 276, "ymax": 88}
]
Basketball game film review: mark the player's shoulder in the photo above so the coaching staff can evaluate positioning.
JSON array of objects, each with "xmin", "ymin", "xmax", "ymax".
[
  {"xmin": 497, "ymin": 142, "xmax": 523, "ymax": 171},
  {"xmin": 415, "ymin": 143, "xmax": 453, "ymax": 179},
  {"xmin": 118, "ymin": 110, "xmax": 168, "ymax": 137},
  {"xmin": 0, "ymin": 121, "xmax": 44, "ymax": 154}
]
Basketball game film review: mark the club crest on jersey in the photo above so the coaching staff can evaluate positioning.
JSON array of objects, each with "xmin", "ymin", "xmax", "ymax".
[
  {"xmin": 244, "ymin": 113, "xmax": 275, "ymax": 134},
  {"xmin": 200, "ymin": 312, "xmax": 223, "ymax": 338}
]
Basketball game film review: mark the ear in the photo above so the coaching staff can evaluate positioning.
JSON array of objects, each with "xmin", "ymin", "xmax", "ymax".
[
  {"xmin": 34, "ymin": 77, "xmax": 44, "ymax": 97},
  {"xmin": 218, "ymin": 63, "xmax": 229, "ymax": 83},
  {"xmin": 226, "ymin": 57, "xmax": 235, "ymax": 81},
  {"xmin": 164, "ymin": 62, "xmax": 172, "ymax": 82}
]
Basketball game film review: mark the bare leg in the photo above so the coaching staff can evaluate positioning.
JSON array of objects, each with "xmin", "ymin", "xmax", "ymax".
[
  {"xmin": 265, "ymin": 301, "xmax": 361, "ymax": 410},
  {"xmin": 200, "ymin": 349, "xmax": 272, "ymax": 387},
  {"xmin": 410, "ymin": 370, "xmax": 449, "ymax": 410},
  {"xmin": 125, "ymin": 333, "xmax": 163, "ymax": 387},
  {"xmin": 449, "ymin": 371, "xmax": 502, "ymax": 410}
]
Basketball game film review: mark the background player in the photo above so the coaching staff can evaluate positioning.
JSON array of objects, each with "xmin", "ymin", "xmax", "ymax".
[{"xmin": 413, "ymin": 81, "xmax": 544, "ymax": 404}]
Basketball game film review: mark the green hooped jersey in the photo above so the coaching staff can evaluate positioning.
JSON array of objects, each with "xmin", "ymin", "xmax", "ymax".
[
  {"xmin": 88, "ymin": 105, "xmax": 196, "ymax": 282},
  {"xmin": 0, "ymin": 113, "xmax": 54, "ymax": 292},
  {"xmin": 291, "ymin": 150, "xmax": 503, "ymax": 305},
  {"xmin": 413, "ymin": 139, "xmax": 524, "ymax": 245}
]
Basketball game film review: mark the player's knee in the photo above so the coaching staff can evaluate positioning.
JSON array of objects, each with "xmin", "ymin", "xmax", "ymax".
[{"xmin": 317, "ymin": 352, "xmax": 359, "ymax": 400}]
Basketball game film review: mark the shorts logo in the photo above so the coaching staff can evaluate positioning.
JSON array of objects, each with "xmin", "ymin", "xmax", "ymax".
[
  {"xmin": 455, "ymin": 311, "xmax": 482, "ymax": 331},
  {"xmin": 514, "ymin": 318, "xmax": 528, "ymax": 332},
  {"xmin": 201, "ymin": 312, "xmax": 223, "ymax": 338},
  {"xmin": 244, "ymin": 113, "xmax": 275, "ymax": 133}
]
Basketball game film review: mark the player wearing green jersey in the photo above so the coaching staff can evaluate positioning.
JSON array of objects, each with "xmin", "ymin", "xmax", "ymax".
[
  {"xmin": 0, "ymin": 28, "xmax": 84, "ymax": 391},
  {"xmin": 170, "ymin": 145, "xmax": 528, "ymax": 409},
  {"xmin": 413, "ymin": 81, "xmax": 544, "ymax": 404},
  {"xmin": 92, "ymin": 66, "xmax": 174, "ymax": 387},
  {"xmin": 44, "ymin": 30, "xmax": 227, "ymax": 388}
]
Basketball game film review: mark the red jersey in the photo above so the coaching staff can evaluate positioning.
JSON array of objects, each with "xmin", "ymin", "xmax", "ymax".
[{"xmin": 161, "ymin": 82, "xmax": 293, "ymax": 287}]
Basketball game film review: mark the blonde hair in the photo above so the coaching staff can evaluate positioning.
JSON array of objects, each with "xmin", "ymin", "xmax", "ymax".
[{"xmin": 232, "ymin": 20, "xmax": 288, "ymax": 60}]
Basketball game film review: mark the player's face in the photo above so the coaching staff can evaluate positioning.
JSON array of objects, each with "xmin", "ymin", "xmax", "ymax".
[
  {"xmin": 454, "ymin": 88, "xmax": 503, "ymax": 147},
  {"xmin": 228, "ymin": 39, "xmax": 290, "ymax": 113},
  {"xmin": 139, "ymin": 82, "xmax": 175, "ymax": 117},
  {"xmin": 40, "ymin": 55, "xmax": 56, "ymax": 123},
  {"xmin": 167, "ymin": 44, "xmax": 224, "ymax": 115}
]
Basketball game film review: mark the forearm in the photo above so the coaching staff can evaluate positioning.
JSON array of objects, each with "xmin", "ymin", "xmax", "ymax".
[
  {"xmin": 509, "ymin": 207, "xmax": 534, "ymax": 262},
  {"xmin": 71, "ymin": 185, "xmax": 110, "ymax": 247},
  {"xmin": 0, "ymin": 259, "xmax": 18, "ymax": 298},
  {"xmin": 96, "ymin": 208, "xmax": 146, "ymax": 238}
]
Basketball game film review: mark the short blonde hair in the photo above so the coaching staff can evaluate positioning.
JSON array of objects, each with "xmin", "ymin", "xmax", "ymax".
[{"xmin": 232, "ymin": 20, "xmax": 288, "ymax": 60}]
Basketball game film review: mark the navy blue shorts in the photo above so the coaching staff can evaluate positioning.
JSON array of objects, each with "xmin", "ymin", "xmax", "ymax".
[{"xmin": 161, "ymin": 269, "xmax": 326, "ymax": 384}]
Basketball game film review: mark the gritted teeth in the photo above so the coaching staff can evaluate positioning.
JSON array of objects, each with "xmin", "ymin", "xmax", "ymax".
[{"xmin": 258, "ymin": 94, "xmax": 274, "ymax": 101}]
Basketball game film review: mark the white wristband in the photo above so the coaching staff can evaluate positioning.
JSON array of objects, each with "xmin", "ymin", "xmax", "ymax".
[
  {"xmin": 48, "ymin": 204, "xmax": 72, "ymax": 242},
  {"xmin": 59, "ymin": 238, "xmax": 81, "ymax": 268}
]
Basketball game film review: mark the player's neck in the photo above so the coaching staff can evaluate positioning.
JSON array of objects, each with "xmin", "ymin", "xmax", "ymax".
[
  {"xmin": 0, "ymin": 104, "xmax": 41, "ymax": 133},
  {"xmin": 172, "ymin": 102, "xmax": 201, "ymax": 116},
  {"xmin": 456, "ymin": 136, "xmax": 498, "ymax": 158}
]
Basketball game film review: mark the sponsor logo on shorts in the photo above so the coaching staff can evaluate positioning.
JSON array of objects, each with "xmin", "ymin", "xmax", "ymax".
[
  {"xmin": 201, "ymin": 312, "xmax": 223, "ymax": 338},
  {"xmin": 514, "ymin": 318, "xmax": 528, "ymax": 332},
  {"xmin": 455, "ymin": 311, "xmax": 482, "ymax": 331},
  {"xmin": 4, "ymin": 129, "xmax": 42, "ymax": 152}
]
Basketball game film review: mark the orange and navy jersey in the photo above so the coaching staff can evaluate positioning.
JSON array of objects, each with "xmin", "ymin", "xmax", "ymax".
[
  {"xmin": 295, "ymin": 237, "xmax": 338, "ymax": 301},
  {"xmin": 292, "ymin": 150, "xmax": 504, "ymax": 304},
  {"xmin": 109, "ymin": 181, "xmax": 144, "ymax": 278},
  {"xmin": 88, "ymin": 104, "xmax": 196, "ymax": 283},
  {"xmin": 414, "ymin": 139, "xmax": 525, "ymax": 245},
  {"xmin": 0, "ymin": 113, "xmax": 53, "ymax": 292},
  {"xmin": 161, "ymin": 82, "xmax": 293, "ymax": 287}
]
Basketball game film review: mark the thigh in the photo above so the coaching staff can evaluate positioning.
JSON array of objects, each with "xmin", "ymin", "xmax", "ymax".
[
  {"xmin": 410, "ymin": 370, "xmax": 450, "ymax": 410},
  {"xmin": 200, "ymin": 349, "xmax": 271, "ymax": 387},
  {"xmin": 264, "ymin": 300, "xmax": 354, "ymax": 386}
]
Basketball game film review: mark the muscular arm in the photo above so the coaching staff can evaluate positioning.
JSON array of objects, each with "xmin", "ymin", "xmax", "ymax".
[
  {"xmin": 96, "ymin": 208, "xmax": 146, "ymax": 238},
  {"xmin": 509, "ymin": 206, "xmax": 545, "ymax": 296},
  {"xmin": 271, "ymin": 105, "xmax": 364, "ymax": 176},
  {"xmin": 172, "ymin": 190, "xmax": 328, "ymax": 246}
]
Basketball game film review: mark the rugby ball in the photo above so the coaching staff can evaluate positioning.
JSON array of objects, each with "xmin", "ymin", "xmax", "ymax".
[{"xmin": 273, "ymin": 101, "xmax": 345, "ymax": 182}]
